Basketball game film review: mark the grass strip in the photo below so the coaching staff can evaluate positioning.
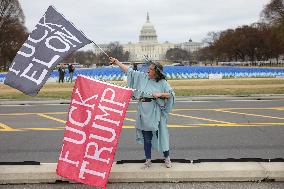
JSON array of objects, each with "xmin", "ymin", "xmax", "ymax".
[{"xmin": 0, "ymin": 78, "xmax": 283, "ymax": 100}]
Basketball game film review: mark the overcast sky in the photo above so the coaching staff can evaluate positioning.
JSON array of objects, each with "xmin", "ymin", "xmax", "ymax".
[{"xmin": 19, "ymin": 0, "xmax": 270, "ymax": 46}]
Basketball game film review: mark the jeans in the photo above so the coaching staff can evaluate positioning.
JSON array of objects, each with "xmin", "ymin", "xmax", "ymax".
[
  {"xmin": 68, "ymin": 72, "xmax": 74, "ymax": 83},
  {"xmin": 142, "ymin": 130, "xmax": 169, "ymax": 159}
]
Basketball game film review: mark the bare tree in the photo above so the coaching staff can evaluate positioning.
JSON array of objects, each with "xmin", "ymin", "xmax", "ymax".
[
  {"xmin": 94, "ymin": 42, "xmax": 129, "ymax": 65},
  {"xmin": 165, "ymin": 48, "xmax": 190, "ymax": 63},
  {"xmin": 261, "ymin": 0, "xmax": 284, "ymax": 56},
  {"xmin": 197, "ymin": 46, "xmax": 215, "ymax": 65},
  {"xmin": 261, "ymin": 0, "xmax": 284, "ymax": 26},
  {"xmin": 108, "ymin": 41, "xmax": 125, "ymax": 61},
  {"xmin": 0, "ymin": 0, "xmax": 25, "ymax": 27},
  {"xmin": 0, "ymin": 0, "xmax": 27, "ymax": 70},
  {"xmin": 202, "ymin": 31, "xmax": 220, "ymax": 46}
]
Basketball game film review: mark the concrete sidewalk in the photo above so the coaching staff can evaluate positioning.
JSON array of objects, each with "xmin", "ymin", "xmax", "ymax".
[{"xmin": 0, "ymin": 162, "xmax": 284, "ymax": 184}]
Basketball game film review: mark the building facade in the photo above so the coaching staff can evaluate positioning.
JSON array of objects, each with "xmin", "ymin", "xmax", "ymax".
[{"xmin": 94, "ymin": 13, "xmax": 205, "ymax": 62}]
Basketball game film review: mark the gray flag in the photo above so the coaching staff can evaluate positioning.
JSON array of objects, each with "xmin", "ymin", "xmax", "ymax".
[{"xmin": 4, "ymin": 6, "xmax": 92, "ymax": 96}]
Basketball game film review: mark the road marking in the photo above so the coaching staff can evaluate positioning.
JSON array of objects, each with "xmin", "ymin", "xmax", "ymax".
[
  {"xmin": 168, "ymin": 125, "xmax": 200, "ymax": 128},
  {"xmin": 122, "ymin": 126, "xmax": 135, "ymax": 129},
  {"xmin": 1, "ymin": 122, "xmax": 284, "ymax": 132},
  {"xmin": 0, "ymin": 112, "xmax": 67, "ymax": 116},
  {"xmin": 23, "ymin": 127, "xmax": 63, "ymax": 131},
  {"xmin": 37, "ymin": 113, "xmax": 66, "ymax": 123},
  {"xmin": 1, "ymin": 107, "xmax": 283, "ymax": 132},
  {"xmin": 0, "ymin": 107, "xmax": 283, "ymax": 116},
  {"xmin": 36, "ymin": 114, "xmax": 137, "ymax": 124},
  {"xmin": 0, "ymin": 122, "xmax": 21, "ymax": 131},
  {"xmin": 0, "ymin": 125, "xmax": 199, "ymax": 132},
  {"xmin": 185, "ymin": 122, "xmax": 284, "ymax": 127},
  {"xmin": 215, "ymin": 110, "xmax": 284, "ymax": 120},
  {"xmin": 124, "ymin": 118, "xmax": 136, "ymax": 122},
  {"xmin": 126, "ymin": 110, "xmax": 137, "ymax": 113},
  {"xmin": 122, "ymin": 125, "xmax": 200, "ymax": 129},
  {"xmin": 172, "ymin": 107, "xmax": 284, "ymax": 111},
  {"xmin": 170, "ymin": 113, "xmax": 234, "ymax": 124}
]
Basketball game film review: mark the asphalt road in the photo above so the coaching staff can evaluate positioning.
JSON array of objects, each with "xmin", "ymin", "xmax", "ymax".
[{"xmin": 0, "ymin": 98, "xmax": 284, "ymax": 163}]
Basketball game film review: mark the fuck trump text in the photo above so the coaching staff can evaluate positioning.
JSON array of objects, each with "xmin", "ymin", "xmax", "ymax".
[{"xmin": 57, "ymin": 76, "xmax": 133, "ymax": 188}]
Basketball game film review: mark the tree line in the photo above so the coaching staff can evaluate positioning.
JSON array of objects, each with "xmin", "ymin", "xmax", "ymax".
[
  {"xmin": 61, "ymin": 42, "xmax": 129, "ymax": 67},
  {"xmin": 198, "ymin": 0, "xmax": 284, "ymax": 66}
]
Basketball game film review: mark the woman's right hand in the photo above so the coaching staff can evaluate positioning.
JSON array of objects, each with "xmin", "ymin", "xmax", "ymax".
[
  {"xmin": 109, "ymin": 57, "xmax": 128, "ymax": 73},
  {"xmin": 109, "ymin": 57, "xmax": 118, "ymax": 65}
]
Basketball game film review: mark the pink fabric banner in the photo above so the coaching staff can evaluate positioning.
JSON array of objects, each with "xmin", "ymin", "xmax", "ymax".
[{"xmin": 57, "ymin": 75, "xmax": 133, "ymax": 188}]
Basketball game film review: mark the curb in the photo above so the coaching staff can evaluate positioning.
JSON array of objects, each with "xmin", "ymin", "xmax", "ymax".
[{"xmin": 0, "ymin": 162, "xmax": 283, "ymax": 184}]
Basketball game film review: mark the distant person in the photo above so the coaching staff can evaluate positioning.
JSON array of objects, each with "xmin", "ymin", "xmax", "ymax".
[
  {"xmin": 110, "ymin": 57, "xmax": 175, "ymax": 169},
  {"xmin": 67, "ymin": 64, "xmax": 75, "ymax": 83},
  {"xmin": 58, "ymin": 64, "xmax": 65, "ymax": 83},
  {"xmin": 133, "ymin": 63, "xmax": 138, "ymax": 71}
]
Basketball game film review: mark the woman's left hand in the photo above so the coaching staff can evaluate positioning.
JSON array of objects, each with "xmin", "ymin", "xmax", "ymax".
[
  {"xmin": 152, "ymin": 92, "xmax": 170, "ymax": 99},
  {"xmin": 152, "ymin": 93, "xmax": 162, "ymax": 98}
]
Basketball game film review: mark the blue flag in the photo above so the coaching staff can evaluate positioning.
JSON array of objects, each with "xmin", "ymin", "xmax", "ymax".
[{"xmin": 4, "ymin": 6, "xmax": 92, "ymax": 96}]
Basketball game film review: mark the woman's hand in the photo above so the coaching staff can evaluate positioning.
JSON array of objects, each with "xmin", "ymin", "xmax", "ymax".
[
  {"xmin": 109, "ymin": 57, "xmax": 128, "ymax": 73},
  {"xmin": 109, "ymin": 57, "xmax": 118, "ymax": 65},
  {"xmin": 152, "ymin": 93, "xmax": 162, "ymax": 98},
  {"xmin": 153, "ymin": 92, "xmax": 170, "ymax": 99}
]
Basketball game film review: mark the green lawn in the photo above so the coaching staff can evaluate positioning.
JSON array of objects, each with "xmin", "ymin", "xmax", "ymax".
[{"xmin": 0, "ymin": 78, "xmax": 284, "ymax": 100}]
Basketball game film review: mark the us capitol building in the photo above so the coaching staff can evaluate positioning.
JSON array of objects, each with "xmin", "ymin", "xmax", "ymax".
[{"xmin": 94, "ymin": 13, "xmax": 205, "ymax": 62}]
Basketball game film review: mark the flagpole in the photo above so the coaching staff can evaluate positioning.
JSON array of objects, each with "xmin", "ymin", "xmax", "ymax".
[
  {"xmin": 82, "ymin": 75, "xmax": 158, "ymax": 98},
  {"xmin": 90, "ymin": 43, "xmax": 159, "ymax": 98},
  {"xmin": 92, "ymin": 41, "xmax": 110, "ymax": 59}
]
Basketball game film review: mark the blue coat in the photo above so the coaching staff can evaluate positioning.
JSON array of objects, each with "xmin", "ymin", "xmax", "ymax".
[{"xmin": 127, "ymin": 68, "xmax": 175, "ymax": 152}]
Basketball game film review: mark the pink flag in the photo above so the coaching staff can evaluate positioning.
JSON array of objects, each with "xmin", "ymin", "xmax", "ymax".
[{"xmin": 56, "ymin": 75, "xmax": 133, "ymax": 188}]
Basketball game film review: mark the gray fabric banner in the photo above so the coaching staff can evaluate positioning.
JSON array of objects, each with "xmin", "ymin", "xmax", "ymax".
[{"xmin": 4, "ymin": 6, "xmax": 92, "ymax": 96}]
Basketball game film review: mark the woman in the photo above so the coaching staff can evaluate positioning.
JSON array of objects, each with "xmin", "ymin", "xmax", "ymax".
[{"xmin": 110, "ymin": 57, "xmax": 175, "ymax": 168}]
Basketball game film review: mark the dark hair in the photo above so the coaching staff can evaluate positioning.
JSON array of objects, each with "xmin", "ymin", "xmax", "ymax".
[{"xmin": 151, "ymin": 62, "xmax": 166, "ymax": 82}]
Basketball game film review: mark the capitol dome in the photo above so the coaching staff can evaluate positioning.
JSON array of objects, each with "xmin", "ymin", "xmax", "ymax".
[{"xmin": 139, "ymin": 12, "xmax": 158, "ymax": 43}]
